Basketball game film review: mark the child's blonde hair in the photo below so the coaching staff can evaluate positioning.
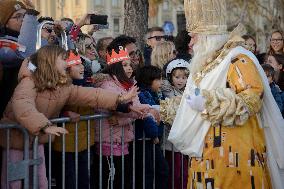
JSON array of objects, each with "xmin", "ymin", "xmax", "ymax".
[
  {"xmin": 30, "ymin": 45, "xmax": 69, "ymax": 91},
  {"xmin": 151, "ymin": 41, "xmax": 175, "ymax": 69}
]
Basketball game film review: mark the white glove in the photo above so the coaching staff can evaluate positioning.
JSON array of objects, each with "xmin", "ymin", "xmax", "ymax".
[
  {"xmin": 91, "ymin": 60, "xmax": 101, "ymax": 73},
  {"xmin": 185, "ymin": 93, "xmax": 206, "ymax": 112}
]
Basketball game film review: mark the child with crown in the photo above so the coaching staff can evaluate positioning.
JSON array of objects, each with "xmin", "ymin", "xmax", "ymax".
[{"xmin": 91, "ymin": 45, "xmax": 160, "ymax": 188}]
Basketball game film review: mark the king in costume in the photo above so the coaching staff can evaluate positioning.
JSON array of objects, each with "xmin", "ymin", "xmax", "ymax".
[{"xmin": 160, "ymin": 0, "xmax": 284, "ymax": 188}]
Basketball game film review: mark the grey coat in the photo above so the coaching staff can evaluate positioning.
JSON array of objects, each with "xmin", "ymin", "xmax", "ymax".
[{"xmin": 161, "ymin": 79, "xmax": 184, "ymax": 151}]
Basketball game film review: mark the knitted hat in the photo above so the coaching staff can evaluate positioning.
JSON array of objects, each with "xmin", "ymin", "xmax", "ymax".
[{"xmin": 0, "ymin": 0, "xmax": 26, "ymax": 25}]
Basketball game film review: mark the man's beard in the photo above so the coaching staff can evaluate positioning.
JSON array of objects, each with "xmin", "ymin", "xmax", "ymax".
[{"xmin": 190, "ymin": 34, "xmax": 229, "ymax": 75}]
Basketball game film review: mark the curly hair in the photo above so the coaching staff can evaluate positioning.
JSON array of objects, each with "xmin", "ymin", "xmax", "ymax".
[{"xmin": 30, "ymin": 45, "xmax": 69, "ymax": 91}]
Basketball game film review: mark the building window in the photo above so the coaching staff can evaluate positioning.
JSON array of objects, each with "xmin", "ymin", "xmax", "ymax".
[
  {"xmin": 95, "ymin": 0, "xmax": 102, "ymax": 5},
  {"xmin": 112, "ymin": 0, "xmax": 119, "ymax": 7},
  {"xmin": 163, "ymin": 1, "xmax": 169, "ymax": 10},
  {"xmin": 113, "ymin": 18, "xmax": 120, "ymax": 33},
  {"xmin": 177, "ymin": 13, "xmax": 186, "ymax": 33}
]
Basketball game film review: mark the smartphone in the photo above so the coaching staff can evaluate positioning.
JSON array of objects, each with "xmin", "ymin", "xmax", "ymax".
[
  {"xmin": 89, "ymin": 14, "xmax": 108, "ymax": 25},
  {"xmin": 97, "ymin": 23, "xmax": 109, "ymax": 29}
]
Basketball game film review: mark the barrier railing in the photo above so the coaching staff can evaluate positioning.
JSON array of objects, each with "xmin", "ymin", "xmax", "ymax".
[
  {"xmin": 0, "ymin": 123, "xmax": 42, "ymax": 189},
  {"xmin": 0, "ymin": 113, "xmax": 187, "ymax": 189}
]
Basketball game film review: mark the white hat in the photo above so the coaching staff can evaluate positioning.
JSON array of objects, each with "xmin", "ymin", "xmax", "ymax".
[{"xmin": 166, "ymin": 59, "xmax": 190, "ymax": 75}]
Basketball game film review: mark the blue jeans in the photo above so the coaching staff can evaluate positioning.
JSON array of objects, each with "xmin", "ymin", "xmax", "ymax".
[{"xmin": 135, "ymin": 140, "xmax": 169, "ymax": 189}]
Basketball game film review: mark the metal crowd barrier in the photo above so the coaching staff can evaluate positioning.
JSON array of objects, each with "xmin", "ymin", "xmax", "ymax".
[
  {"xmin": 0, "ymin": 113, "xmax": 187, "ymax": 189},
  {"xmin": 0, "ymin": 123, "xmax": 42, "ymax": 189}
]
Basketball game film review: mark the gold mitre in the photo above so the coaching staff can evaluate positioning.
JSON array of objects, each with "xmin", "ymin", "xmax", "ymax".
[{"xmin": 184, "ymin": 0, "xmax": 228, "ymax": 35}]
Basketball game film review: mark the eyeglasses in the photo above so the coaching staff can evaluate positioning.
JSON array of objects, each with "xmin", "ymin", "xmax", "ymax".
[
  {"xmin": 10, "ymin": 13, "xmax": 25, "ymax": 21},
  {"xmin": 148, "ymin": 35, "xmax": 165, "ymax": 41},
  {"xmin": 271, "ymin": 38, "xmax": 283, "ymax": 43},
  {"xmin": 42, "ymin": 27, "xmax": 54, "ymax": 33},
  {"xmin": 129, "ymin": 50, "xmax": 141, "ymax": 58},
  {"xmin": 85, "ymin": 43, "xmax": 96, "ymax": 50}
]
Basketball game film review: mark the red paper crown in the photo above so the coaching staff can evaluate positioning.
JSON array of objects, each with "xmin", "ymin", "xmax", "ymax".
[
  {"xmin": 66, "ymin": 51, "xmax": 82, "ymax": 67},
  {"xmin": 106, "ymin": 46, "xmax": 130, "ymax": 65}
]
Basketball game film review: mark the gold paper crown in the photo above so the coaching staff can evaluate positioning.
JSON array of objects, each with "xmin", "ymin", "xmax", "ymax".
[
  {"xmin": 106, "ymin": 46, "xmax": 130, "ymax": 65},
  {"xmin": 184, "ymin": 0, "xmax": 228, "ymax": 35}
]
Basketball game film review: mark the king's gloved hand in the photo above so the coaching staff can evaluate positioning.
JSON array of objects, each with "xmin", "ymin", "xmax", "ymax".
[{"xmin": 185, "ymin": 93, "xmax": 206, "ymax": 112}]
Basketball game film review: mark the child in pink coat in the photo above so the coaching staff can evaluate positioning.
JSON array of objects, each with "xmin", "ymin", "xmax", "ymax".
[{"xmin": 92, "ymin": 46, "xmax": 158, "ymax": 189}]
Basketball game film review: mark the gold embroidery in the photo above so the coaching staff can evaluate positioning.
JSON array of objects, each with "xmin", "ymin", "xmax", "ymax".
[
  {"xmin": 160, "ymin": 96, "xmax": 182, "ymax": 125},
  {"xmin": 201, "ymin": 88, "xmax": 249, "ymax": 126},
  {"xmin": 237, "ymin": 91, "xmax": 262, "ymax": 115}
]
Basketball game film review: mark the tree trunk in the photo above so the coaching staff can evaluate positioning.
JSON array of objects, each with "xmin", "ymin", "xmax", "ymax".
[{"xmin": 123, "ymin": 0, "xmax": 149, "ymax": 50}]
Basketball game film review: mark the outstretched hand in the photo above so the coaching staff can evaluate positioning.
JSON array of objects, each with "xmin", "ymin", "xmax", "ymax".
[
  {"xmin": 76, "ymin": 12, "xmax": 99, "ymax": 27},
  {"xmin": 120, "ymin": 86, "xmax": 139, "ymax": 103},
  {"xmin": 22, "ymin": 0, "xmax": 35, "ymax": 9},
  {"xmin": 76, "ymin": 13, "xmax": 91, "ymax": 27},
  {"xmin": 65, "ymin": 111, "xmax": 80, "ymax": 123},
  {"xmin": 43, "ymin": 125, "xmax": 68, "ymax": 136},
  {"xmin": 129, "ymin": 104, "xmax": 150, "ymax": 118},
  {"xmin": 149, "ymin": 108, "xmax": 161, "ymax": 124}
]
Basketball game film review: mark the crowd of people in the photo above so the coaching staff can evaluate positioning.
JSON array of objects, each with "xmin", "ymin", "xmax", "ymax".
[{"xmin": 0, "ymin": 0, "xmax": 284, "ymax": 189}]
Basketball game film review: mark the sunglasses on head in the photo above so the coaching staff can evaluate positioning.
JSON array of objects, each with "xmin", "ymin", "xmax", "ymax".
[
  {"xmin": 42, "ymin": 27, "xmax": 54, "ymax": 33},
  {"xmin": 85, "ymin": 43, "xmax": 96, "ymax": 49},
  {"xmin": 148, "ymin": 35, "xmax": 165, "ymax": 41}
]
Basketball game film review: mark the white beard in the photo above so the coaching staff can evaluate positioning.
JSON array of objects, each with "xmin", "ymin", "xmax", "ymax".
[{"xmin": 190, "ymin": 34, "xmax": 229, "ymax": 75}]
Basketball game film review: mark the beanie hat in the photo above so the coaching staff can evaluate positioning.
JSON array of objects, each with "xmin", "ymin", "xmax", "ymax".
[{"xmin": 0, "ymin": 0, "xmax": 26, "ymax": 25}]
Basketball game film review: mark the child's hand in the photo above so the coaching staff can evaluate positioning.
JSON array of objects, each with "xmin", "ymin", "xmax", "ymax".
[
  {"xmin": 149, "ymin": 108, "xmax": 161, "ymax": 124},
  {"xmin": 65, "ymin": 111, "xmax": 80, "ymax": 123},
  {"xmin": 76, "ymin": 13, "xmax": 91, "ymax": 27},
  {"xmin": 43, "ymin": 125, "xmax": 68, "ymax": 136},
  {"xmin": 129, "ymin": 104, "xmax": 150, "ymax": 118},
  {"xmin": 120, "ymin": 86, "xmax": 139, "ymax": 102},
  {"xmin": 153, "ymin": 137, "xmax": 159, "ymax": 144},
  {"xmin": 22, "ymin": 0, "xmax": 35, "ymax": 9},
  {"xmin": 268, "ymin": 76, "xmax": 273, "ymax": 84},
  {"xmin": 108, "ymin": 116, "xmax": 119, "ymax": 126}
]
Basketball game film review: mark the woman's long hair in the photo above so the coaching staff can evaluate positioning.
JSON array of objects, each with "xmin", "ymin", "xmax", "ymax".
[
  {"xmin": 102, "ymin": 61, "xmax": 133, "ymax": 84},
  {"xmin": 30, "ymin": 45, "xmax": 68, "ymax": 91},
  {"xmin": 75, "ymin": 33, "xmax": 98, "ymax": 58},
  {"xmin": 151, "ymin": 41, "xmax": 176, "ymax": 70}
]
